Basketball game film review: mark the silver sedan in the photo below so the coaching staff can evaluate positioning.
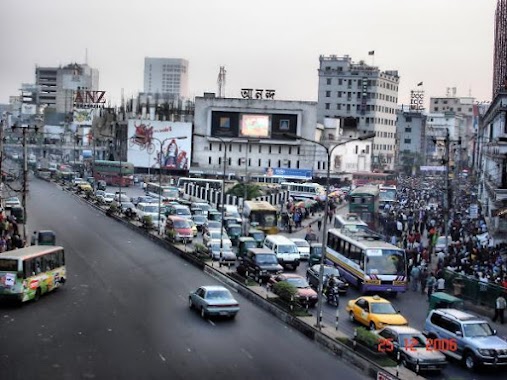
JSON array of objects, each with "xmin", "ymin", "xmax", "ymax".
[{"xmin": 189, "ymin": 285, "xmax": 240, "ymax": 319}]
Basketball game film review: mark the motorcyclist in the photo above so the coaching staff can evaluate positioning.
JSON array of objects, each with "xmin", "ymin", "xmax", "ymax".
[{"xmin": 325, "ymin": 275, "xmax": 339, "ymax": 305}]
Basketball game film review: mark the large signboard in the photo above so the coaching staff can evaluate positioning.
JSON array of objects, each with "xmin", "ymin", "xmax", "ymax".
[
  {"xmin": 73, "ymin": 109, "xmax": 95, "ymax": 125},
  {"xmin": 127, "ymin": 120, "xmax": 192, "ymax": 170},
  {"xmin": 410, "ymin": 90, "xmax": 425, "ymax": 111},
  {"xmin": 265, "ymin": 167, "xmax": 312, "ymax": 180}
]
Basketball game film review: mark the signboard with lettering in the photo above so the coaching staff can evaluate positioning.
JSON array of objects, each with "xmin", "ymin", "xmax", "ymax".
[
  {"xmin": 410, "ymin": 90, "xmax": 425, "ymax": 111},
  {"xmin": 74, "ymin": 90, "xmax": 107, "ymax": 108},
  {"xmin": 264, "ymin": 167, "xmax": 312, "ymax": 179}
]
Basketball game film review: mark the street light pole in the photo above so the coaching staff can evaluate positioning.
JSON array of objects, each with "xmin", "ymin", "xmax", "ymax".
[{"xmin": 286, "ymin": 132, "xmax": 375, "ymax": 330}]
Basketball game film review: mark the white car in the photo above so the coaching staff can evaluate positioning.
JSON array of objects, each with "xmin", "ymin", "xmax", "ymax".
[
  {"xmin": 4, "ymin": 197, "xmax": 21, "ymax": 209},
  {"xmin": 102, "ymin": 193, "xmax": 115, "ymax": 204},
  {"xmin": 290, "ymin": 238, "xmax": 311, "ymax": 260},
  {"xmin": 114, "ymin": 193, "xmax": 130, "ymax": 203},
  {"xmin": 203, "ymin": 229, "xmax": 231, "ymax": 246},
  {"xmin": 136, "ymin": 203, "xmax": 166, "ymax": 228}
]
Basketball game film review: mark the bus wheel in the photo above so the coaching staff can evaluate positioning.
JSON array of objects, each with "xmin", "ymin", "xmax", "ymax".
[{"xmin": 34, "ymin": 288, "xmax": 41, "ymax": 302}]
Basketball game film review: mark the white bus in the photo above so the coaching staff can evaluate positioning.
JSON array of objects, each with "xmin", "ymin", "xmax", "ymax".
[
  {"xmin": 325, "ymin": 228, "xmax": 407, "ymax": 294},
  {"xmin": 280, "ymin": 182, "xmax": 325, "ymax": 200},
  {"xmin": 0, "ymin": 245, "xmax": 66, "ymax": 302},
  {"xmin": 176, "ymin": 177, "xmax": 223, "ymax": 191},
  {"xmin": 378, "ymin": 185, "xmax": 397, "ymax": 209},
  {"xmin": 333, "ymin": 213, "xmax": 369, "ymax": 231},
  {"xmin": 145, "ymin": 182, "xmax": 179, "ymax": 201}
]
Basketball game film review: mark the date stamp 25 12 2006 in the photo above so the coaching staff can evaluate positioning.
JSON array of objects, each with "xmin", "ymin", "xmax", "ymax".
[{"xmin": 377, "ymin": 338, "xmax": 458, "ymax": 353}]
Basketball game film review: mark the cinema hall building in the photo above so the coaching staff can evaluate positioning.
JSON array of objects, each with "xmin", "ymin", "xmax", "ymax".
[{"xmin": 192, "ymin": 93, "xmax": 323, "ymax": 181}]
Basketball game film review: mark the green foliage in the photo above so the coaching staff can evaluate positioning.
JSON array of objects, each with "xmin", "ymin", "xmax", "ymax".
[
  {"xmin": 142, "ymin": 215, "xmax": 153, "ymax": 229},
  {"xmin": 227, "ymin": 183, "xmax": 262, "ymax": 200},
  {"xmin": 355, "ymin": 327, "xmax": 380, "ymax": 350},
  {"xmin": 273, "ymin": 281, "xmax": 298, "ymax": 302},
  {"xmin": 107, "ymin": 203, "xmax": 119, "ymax": 216},
  {"xmin": 193, "ymin": 243, "xmax": 206, "ymax": 254}
]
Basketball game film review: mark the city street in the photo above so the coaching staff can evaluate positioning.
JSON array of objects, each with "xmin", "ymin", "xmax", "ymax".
[
  {"xmin": 0, "ymin": 177, "xmax": 368, "ymax": 380},
  {"xmin": 110, "ymin": 182, "xmax": 507, "ymax": 379}
]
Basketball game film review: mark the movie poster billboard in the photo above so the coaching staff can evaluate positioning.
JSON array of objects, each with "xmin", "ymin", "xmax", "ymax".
[
  {"xmin": 73, "ymin": 108, "xmax": 95, "ymax": 125},
  {"xmin": 127, "ymin": 120, "xmax": 192, "ymax": 170}
]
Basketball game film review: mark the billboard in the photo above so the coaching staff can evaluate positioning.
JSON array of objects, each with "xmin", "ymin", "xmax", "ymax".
[
  {"xmin": 127, "ymin": 120, "xmax": 192, "ymax": 170},
  {"xmin": 73, "ymin": 109, "xmax": 95, "ymax": 125},
  {"xmin": 265, "ymin": 167, "xmax": 313, "ymax": 180},
  {"xmin": 240, "ymin": 114, "xmax": 270, "ymax": 138},
  {"xmin": 21, "ymin": 104, "xmax": 37, "ymax": 115}
]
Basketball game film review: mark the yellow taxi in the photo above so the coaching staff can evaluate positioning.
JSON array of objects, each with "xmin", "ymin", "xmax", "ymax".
[
  {"xmin": 187, "ymin": 219, "xmax": 198, "ymax": 237},
  {"xmin": 77, "ymin": 182, "xmax": 93, "ymax": 192},
  {"xmin": 346, "ymin": 295, "xmax": 408, "ymax": 330}
]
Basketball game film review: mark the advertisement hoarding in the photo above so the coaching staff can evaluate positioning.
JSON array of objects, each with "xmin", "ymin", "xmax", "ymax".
[
  {"xmin": 240, "ymin": 114, "xmax": 270, "ymax": 138},
  {"xmin": 127, "ymin": 120, "xmax": 192, "ymax": 170},
  {"xmin": 73, "ymin": 109, "xmax": 95, "ymax": 125},
  {"xmin": 265, "ymin": 167, "xmax": 312, "ymax": 180}
]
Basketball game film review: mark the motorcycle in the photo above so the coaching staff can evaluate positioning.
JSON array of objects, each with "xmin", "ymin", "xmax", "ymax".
[{"xmin": 326, "ymin": 285, "xmax": 340, "ymax": 306}]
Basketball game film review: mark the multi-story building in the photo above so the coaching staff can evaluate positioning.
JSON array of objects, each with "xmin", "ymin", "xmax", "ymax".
[
  {"xmin": 192, "ymin": 95, "xmax": 372, "ymax": 182},
  {"xmin": 395, "ymin": 108, "xmax": 426, "ymax": 175},
  {"xmin": 36, "ymin": 63, "xmax": 99, "ymax": 113},
  {"xmin": 316, "ymin": 54, "xmax": 399, "ymax": 170},
  {"xmin": 493, "ymin": 0, "xmax": 507, "ymax": 98},
  {"xmin": 143, "ymin": 58, "xmax": 189, "ymax": 99},
  {"xmin": 425, "ymin": 112, "xmax": 465, "ymax": 169}
]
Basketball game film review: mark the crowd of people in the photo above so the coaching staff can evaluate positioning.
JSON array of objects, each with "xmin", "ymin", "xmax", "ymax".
[
  {"xmin": 378, "ymin": 174, "xmax": 507, "ymax": 307},
  {"xmin": 0, "ymin": 211, "xmax": 25, "ymax": 251}
]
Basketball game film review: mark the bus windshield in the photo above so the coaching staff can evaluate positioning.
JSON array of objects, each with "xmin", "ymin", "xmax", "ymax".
[
  {"xmin": 379, "ymin": 189, "xmax": 396, "ymax": 202},
  {"xmin": 162, "ymin": 188, "xmax": 179, "ymax": 199},
  {"xmin": 0, "ymin": 258, "xmax": 18, "ymax": 271},
  {"xmin": 365, "ymin": 250, "xmax": 405, "ymax": 275},
  {"xmin": 250, "ymin": 211, "xmax": 277, "ymax": 227}
]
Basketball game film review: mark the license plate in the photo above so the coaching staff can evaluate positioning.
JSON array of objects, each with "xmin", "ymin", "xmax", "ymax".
[{"xmin": 219, "ymin": 311, "xmax": 228, "ymax": 316}]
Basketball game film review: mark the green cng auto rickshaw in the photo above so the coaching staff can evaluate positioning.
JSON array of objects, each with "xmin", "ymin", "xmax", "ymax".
[
  {"xmin": 238, "ymin": 237, "xmax": 257, "ymax": 258},
  {"xmin": 248, "ymin": 229, "xmax": 265, "ymax": 248},
  {"xmin": 428, "ymin": 292, "xmax": 464, "ymax": 313},
  {"xmin": 227, "ymin": 224, "xmax": 242, "ymax": 246}
]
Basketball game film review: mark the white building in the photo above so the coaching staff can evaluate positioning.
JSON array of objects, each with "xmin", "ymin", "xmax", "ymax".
[
  {"xmin": 425, "ymin": 112, "xmax": 464, "ymax": 166},
  {"xmin": 395, "ymin": 108, "xmax": 426, "ymax": 174},
  {"xmin": 317, "ymin": 55, "xmax": 399, "ymax": 170},
  {"xmin": 192, "ymin": 95, "xmax": 372, "ymax": 181},
  {"xmin": 36, "ymin": 63, "xmax": 99, "ymax": 113},
  {"xmin": 143, "ymin": 57, "xmax": 189, "ymax": 99}
]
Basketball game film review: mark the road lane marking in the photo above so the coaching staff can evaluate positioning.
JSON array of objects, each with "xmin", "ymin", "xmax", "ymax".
[
  {"xmin": 241, "ymin": 348, "xmax": 253, "ymax": 359},
  {"xmin": 207, "ymin": 319, "xmax": 215, "ymax": 326},
  {"xmin": 158, "ymin": 353, "xmax": 166, "ymax": 362}
]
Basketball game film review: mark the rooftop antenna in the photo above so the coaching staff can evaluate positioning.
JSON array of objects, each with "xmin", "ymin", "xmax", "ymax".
[{"xmin": 217, "ymin": 66, "xmax": 226, "ymax": 98}]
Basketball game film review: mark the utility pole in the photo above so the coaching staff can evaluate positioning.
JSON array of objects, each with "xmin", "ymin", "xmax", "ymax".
[
  {"xmin": 0, "ymin": 118, "xmax": 4, "ymax": 206},
  {"xmin": 22, "ymin": 127, "xmax": 28, "ymax": 242}
]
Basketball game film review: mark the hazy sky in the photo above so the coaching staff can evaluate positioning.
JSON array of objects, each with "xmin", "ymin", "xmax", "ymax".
[{"xmin": 0, "ymin": 0, "xmax": 497, "ymax": 108}]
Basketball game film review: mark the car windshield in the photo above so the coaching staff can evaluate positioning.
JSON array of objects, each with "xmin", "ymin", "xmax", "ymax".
[
  {"xmin": 321, "ymin": 266, "xmax": 340, "ymax": 276},
  {"xmin": 285, "ymin": 277, "xmax": 310, "ymax": 288},
  {"xmin": 463, "ymin": 322, "xmax": 494, "ymax": 337},
  {"xmin": 399, "ymin": 334, "xmax": 426, "ymax": 348},
  {"xmin": 294, "ymin": 240, "xmax": 309, "ymax": 248},
  {"xmin": 256, "ymin": 254, "xmax": 278, "ymax": 265},
  {"xmin": 7, "ymin": 197, "xmax": 19, "ymax": 202},
  {"xmin": 229, "ymin": 227, "xmax": 241, "ymax": 234},
  {"xmin": 370, "ymin": 302, "xmax": 397, "ymax": 314},
  {"xmin": 206, "ymin": 289, "xmax": 233, "ymax": 300},
  {"xmin": 278, "ymin": 245, "xmax": 298, "ymax": 254},
  {"xmin": 207, "ymin": 222, "xmax": 221, "ymax": 229},
  {"xmin": 193, "ymin": 216, "xmax": 206, "ymax": 223},
  {"xmin": 197, "ymin": 204, "xmax": 211, "ymax": 211},
  {"xmin": 176, "ymin": 208, "xmax": 191, "ymax": 215},
  {"xmin": 311, "ymin": 246, "xmax": 323, "ymax": 255},
  {"xmin": 173, "ymin": 220, "xmax": 190, "ymax": 229},
  {"xmin": 143, "ymin": 205, "xmax": 159, "ymax": 213},
  {"xmin": 104, "ymin": 194, "xmax": 114, "ymax": 198}
]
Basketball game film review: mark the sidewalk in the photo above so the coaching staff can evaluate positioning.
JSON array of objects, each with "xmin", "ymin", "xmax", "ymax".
[{"xmin": 287, "ymin": 202, "xmax": 348, "ymax": 234}]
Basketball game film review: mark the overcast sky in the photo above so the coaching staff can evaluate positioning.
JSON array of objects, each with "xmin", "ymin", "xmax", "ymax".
[{"xmin": 0, "ymin": 0, "xmax": 497, "ymax": 108}]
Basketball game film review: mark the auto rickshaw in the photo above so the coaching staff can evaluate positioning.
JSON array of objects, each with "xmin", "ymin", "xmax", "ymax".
[
  {"xmin": 238, "ymin": 237, "xmax": 257, "ymax": 258},
  {"xmin": 248, "ymin": 229, "xmax": 265, "ymax": 248},
  {"xmin": 38, "ymin": 230, "xmax": 56, "ymax": 246},
  {"xmin": 226, "ymin": 224, "xmax": 242, "ymax": 246},
  {"xmin": 428, "ymin": 292, "xmax": 464, "ymax": 313}
]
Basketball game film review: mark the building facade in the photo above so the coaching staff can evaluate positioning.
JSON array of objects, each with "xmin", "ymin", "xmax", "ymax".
[
  {"xmin": 395, "ymin": 108, "xmax": 426, "ymax": 175},
  {"xmin": 143, "ymin": 58, "xmax": 189, "ymax": 99},
  {"xmin": 35, "ymin": 63, "xmax": 99, "ymax": 113},
  {"xmin": 316, "ymin": 55, "xmax": 399, "ymax": 170},
  {"xmin": 493, "ymin": 0, "xmax": 507, "ymax": 98}
]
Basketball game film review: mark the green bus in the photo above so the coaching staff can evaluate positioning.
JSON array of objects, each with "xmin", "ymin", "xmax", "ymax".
[
  {"xmin": 348, "ymin": 185, "xmax": 380, "ymax": 229},
  {"xmin": 0, "ymin": 246, "xmax": 66, "ymax": 303},
  {"xmin": 94, "ymin": 160, "xmax": 134, "ymax": 187}
]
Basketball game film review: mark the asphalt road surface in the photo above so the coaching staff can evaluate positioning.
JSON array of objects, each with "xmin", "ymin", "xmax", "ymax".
[{"xmin": 0, "ymin": 178, "xmax": 368, "ymax": 380}]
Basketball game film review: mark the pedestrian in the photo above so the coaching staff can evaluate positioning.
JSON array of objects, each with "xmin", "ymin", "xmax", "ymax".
[
  {"xmin": 317, "ymin": 219, "xmax": 322, "ymax": 231},
  {"xmin": 420, "ymin": 268, "xmax": 428, "ymax": 295},
  {"xmin": 436, "ymin": 276, "xmax": 446, "ymax": 291},
  {"xmin": 493, "ymin": 294, "xmax": 506, "ymax": 324},
  {"xmin": 410, "ymin": 265, "xmax": 421, "ymax": 292},
  {"xmin": 426, "ymin": 272, "xmax": 437, "ymax": 302},
  {"xmin": 30, "ymin": 231, "xmax": 38, "ymax": 246}
]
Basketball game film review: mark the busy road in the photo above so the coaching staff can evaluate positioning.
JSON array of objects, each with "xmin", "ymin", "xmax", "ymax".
[
  {"xmin": 103, "ymin": 181, "xmax": 507, "ymax": 380},
  {"xmin": 0, "ymin": 177, "xmax": 367, "ymax": 380}
]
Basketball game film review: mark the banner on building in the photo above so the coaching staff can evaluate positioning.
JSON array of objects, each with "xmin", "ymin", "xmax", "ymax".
[
  {"xmin": 21, "ymin": 104, "xmax": 37, "ymax": 115},
  {"xmin": 73, "ymin": 109, "xmax": 95, "ymax": 125},
  {"xmin": 420, "ymin": 166, "xmax": 446, "ymax": 172},
  {"xmin": 127, "ymin": 120, "xmax": 192, "ymax": 170},
  {"xmin": 265, "ymin": 167, "xmax": 313, "ymax": 179}
]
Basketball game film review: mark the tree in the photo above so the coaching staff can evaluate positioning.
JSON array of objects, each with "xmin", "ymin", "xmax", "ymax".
[{"xmin": 226, "ymin": 183, "xmax": 262, "ymax": 200}]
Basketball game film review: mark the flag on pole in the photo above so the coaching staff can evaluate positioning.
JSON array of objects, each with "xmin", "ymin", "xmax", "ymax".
[
  {"xmin": 368, "ymin": 51, "xmax": 375, "ymax": 55},
  {"xmin": 417, "ymin": 82, "xmax": 423, "ymax": 86}
]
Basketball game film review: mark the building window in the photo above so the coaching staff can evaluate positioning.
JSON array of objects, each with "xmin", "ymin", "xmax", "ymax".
[
  {"xmin": 326, "ymin": 91, "xmax": 331, "ymax": 97},
  {"xmin": 337, "ymin": 91, "xmax": 342, "ymax": 98},
  {"xmin": 248, "ymin": 158, "xmax": 251, "ymax": 166},
  {"xmin": 229, "ymin": 144, "xmax": 232, "ymax": 152},
  {"xmin": 366, "ymin": 145, "xmax": 370, "ymax": 154},
  {"xmin": 317, "ymin": 162, "xmax": 321, "ymax": 170},
  {"xmin": 405, "ymin": 127, "xmax": 412, "ymax": 133},
  {"xmin": 238, "ymin": 158, "xmax": 241, "ymax": 166},
  {"xmin": 239, "ymin": 144, "xmax": 242, "ymax": 153},
  {"xmin": 278, "ymin": 145, "xmax": 282, "ymax": 154},
  {"xmin": 458, "ymin": 107, "xmax": 462, "ymax": 112},
  {"xmin": 404, "ymin": 139, "xmax": 411, "ymax": 144},
  {"xmin": 268, "ymin": 159, "xmax": 271, "ymax": 167},
  {"xmin": 325, "ymin": 103, "xmax": 330, "ymax": 110},
  {"xmin": 278, "ymin": 160, "xmax": 281, "ymax": 167},
  {"xmin": 218, "ymin": 157, "xmax": 222, "ymax": 165},
  {"xmin": 258, "ymin": 145, "xmax": 262, "ymax": 153},
  {"xmin": 249, "ymin": 144, "xmax": 252, "ymax": 153},
  {"xmin": 355, "ymin": 145, "xmax": 358, "ymax": 154},
  {"xmin": 228, "ymin": 157, "xmax": 231, "ymax": 165},
  {"xmin": 287, "ymin": 160, "xmax": 291, "ymax": 168},
  {"xmin": 434, "ymin": 107, "xmax": 439, "ymax": 111},
  {"xmin": 219, "ymin": 144, "xmax": 222, "ymax": 152},
  {"xmin": 405, "ymin": 116, "xmax": 412, "ymax": 122},
  {"xmin": 338, "ymin": 79, "xmax": 343, "ymax": 85},
  {"xmin": 297, "ymin": 147, "xmax": 300, "ymax": 155},
  {"xmin": 337, "ymin": 104, "xmax": 341, "ymax": 110},
  {"xmin": 208, "ymin": 157, "xmax": 212, "ymax": 165},
  {"xmin": 326, "ymin": 78, "xmax": 332, "ymax": 85},
  {"xmin": 296, "ymin": 160, "xmax": 300, "ymax": 168},
  {"xmin": 288, "ymin": 147, "xmax": 292, "ymax": 155},
  {"xmin": 209, "ymin": 143, "xmax": 212, "ymax": 151},
  {"xmin": 269, "ymin": 146, "xmax": 272, "ymax": 154},
  {"xmin": 258, "ymin": 159, "xmax": 261, "ymax": 166}
]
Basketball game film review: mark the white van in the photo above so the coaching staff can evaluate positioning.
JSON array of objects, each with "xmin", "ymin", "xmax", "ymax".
[
  {"xmin": 219, "ymin": 205, "xmax": 242, "ymax": 224},
  {"xmin": 263, "ymin": 235, "xmax": 300, "ymax": 269}
]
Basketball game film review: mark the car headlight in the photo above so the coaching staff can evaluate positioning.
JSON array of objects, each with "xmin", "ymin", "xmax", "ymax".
[{"xmin": 478, "ymin": 349, "xmax": 496, "ymax": 356}]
